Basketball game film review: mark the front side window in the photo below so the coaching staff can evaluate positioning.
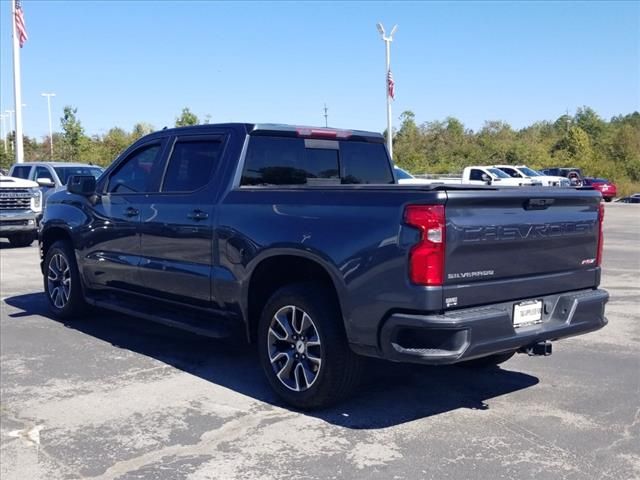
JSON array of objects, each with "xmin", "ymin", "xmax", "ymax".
[
  {"xmin": 34, "ymin": 166, "xmax": 52, "ymax": 181},
  {"xmin": 55, "ymin": 167, "xmax": 103, "ymax": 185},
  {"xmin": 162, "ymin": 139, "xmax": 223, "ymax": 192},
  {"xmin": 499, "ymin": 167, "xmax": 518, "ymax": 178},
  {"xmin": 469, "ymin": 169, "xmax": 485, "ymax": 181},
  {"xmin": 108, "ymin": 144, "xmax": 162, "ymax": 194}
]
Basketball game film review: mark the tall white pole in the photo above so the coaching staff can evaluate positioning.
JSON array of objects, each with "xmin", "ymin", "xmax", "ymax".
[
  {"xmin": 384, "ymin": 38, "xmax": 393, "ymax": 159},
  {"xmin": 377, "ymin": 23, "xmax": 397, "ymax": 160},
  {"xmin": 11, "ymin": 0, "xmax": 25, "ymax": 163},
  {"xmin": 42, "ymin": 93, "xmax": 56, "ymax": 158}
]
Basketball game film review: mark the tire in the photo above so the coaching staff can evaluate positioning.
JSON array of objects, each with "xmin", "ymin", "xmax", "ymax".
[
  {"xmin": 460, "ymin": 351, "xmax": 516, "ymax": 369},
  {"xmin": 604, "ymin": 197, "xmax": 612, "ymax": 203},
  {"xmin": 257, "ymin": 282, "xmax": 364, "ymax": 410},
  {"xmin": 8, "ymin": 232, "xmax": 36, "ymax": 248},
  {"xmin": 43, "ymin": 240, "xmax": 87, "ymax": 319}
]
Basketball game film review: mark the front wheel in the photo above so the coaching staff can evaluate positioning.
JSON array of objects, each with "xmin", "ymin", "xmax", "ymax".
[
  {"xmin": 8, "ymin": 232, "xmax": 36, "ymax": 248},
  {"xmin": 43, "ymin": 240, "xmax": 87, "ymax": 318},
  {"xmin": 604, "ymin": 197, "xmax": 612, "ymax": 203},
  {"xmin": 257, "ymin": 283, "xmax": 363, "ymax": 410}
]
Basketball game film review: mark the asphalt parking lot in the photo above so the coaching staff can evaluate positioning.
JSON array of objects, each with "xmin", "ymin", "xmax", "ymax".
[{"xmin": 1, "ymin": 203, "xmax": 638, "ymax": 480}]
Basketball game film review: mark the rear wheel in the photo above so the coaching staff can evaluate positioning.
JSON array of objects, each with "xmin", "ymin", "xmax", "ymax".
[
  {"xmin": 257, "ymin": 283, "xmax": 363, "ymax": 409},
  {"xmin": 43, "ymin": 240, "xmax": 87, "ymax": 318},
  {"xmin": 460, "ymin": 351, "xmax": 516, "ymax": 369},
  {"xmin": 604, "ymin": 197, "xmax": 612, "ymax": 203},
  {"xmin": 8, "ymin": 232, "xmax": 36, "ymax": 248}
]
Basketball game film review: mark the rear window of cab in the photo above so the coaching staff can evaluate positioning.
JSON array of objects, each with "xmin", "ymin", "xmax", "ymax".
[{"xmin": 240, "ymin": 136, "xmax": 394, "ymax": 186}]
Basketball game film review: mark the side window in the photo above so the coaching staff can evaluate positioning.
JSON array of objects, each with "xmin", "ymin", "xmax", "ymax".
[
  {"xmin": 11, "ymin": 165, "xmax": 31, "ymax": 179},
  {"xmin": 500, "ymin": 167, "xmax": 518, "ymax": 178},
  {"xmin": 341, "ymin": 142, "xmax": 393, "ymax": 184},
  {"xmin": 469, "ymin": 169, "xmax": 485, "ymax": 181},
  {"xmin": 108, "ymin": 144, "xmax": 163, "ymax": 194},
  {"xmin": 162, "ymin": 139, "xmax": 223, "ymax": 192},
  {"xmin": 34, "ymin": 166, "xmax": 52, "ymax": 181}
]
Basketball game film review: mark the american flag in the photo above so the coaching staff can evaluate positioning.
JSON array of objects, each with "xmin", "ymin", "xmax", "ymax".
[
  {"xmin": 15, "ymin": 0, "xmax": 28, "ymax": 48},
  {"xmin": 387, "ymin": 70, "xmax": 395, "ymax": 100}
]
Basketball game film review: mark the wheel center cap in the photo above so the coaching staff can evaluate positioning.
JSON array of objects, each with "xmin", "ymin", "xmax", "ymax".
[{"xmin": 295, "ymin": 340, "xmax": 305, "ymax": 354}]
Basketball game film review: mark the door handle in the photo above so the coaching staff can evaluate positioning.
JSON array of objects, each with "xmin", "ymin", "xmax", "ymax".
[
  {"xmin": 124, "ymin": 207, "xmax": 139, "ymax": 217},
  {"xmin": 187, "ymin": 209, "xmax": 209, "ymax": 221}
]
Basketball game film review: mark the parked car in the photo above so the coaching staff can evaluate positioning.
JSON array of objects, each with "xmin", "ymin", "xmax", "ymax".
[
  {"xmin": 40, "ymin": 123, "xmax": 608, "ymax": 408},
  {"xmin": 615, "ymin": 194, "xmax": 640, "ymax": 203},
  {"xmin": 493, "ymin": 165, "xmax": 570, "ymax": 187},
  {"xmin": 0, "ymin": 174, "xmax": 42, "ymax": 247},
  {"xmin": 582, "ymin": 177, "xmax": 617, "ymax": 202},
  {"xmin": 540, "ymin": 167, "xmax": 584, "ymax": 186},
  {"xmin": 9, "ymin": 162, "xmax": 104, "ymax": 192}
]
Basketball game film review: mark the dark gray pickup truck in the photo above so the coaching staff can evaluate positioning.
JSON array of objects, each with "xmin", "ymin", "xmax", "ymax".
[{"xmin": 39, "ymin": 123, "xmax": 608, "ymax": 408}]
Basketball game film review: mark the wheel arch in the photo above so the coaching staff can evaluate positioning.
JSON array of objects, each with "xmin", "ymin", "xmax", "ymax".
[{"xmin": 243, "ymin": 249, "xmax": 348, "ymax": 343}]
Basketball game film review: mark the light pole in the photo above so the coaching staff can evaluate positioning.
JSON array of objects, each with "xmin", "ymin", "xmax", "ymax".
[
  {"xmin": 0, "ymin": 114, "xmax": 7, "ymax": 153},
  {"xmin": 376, "ymin": 23, "xmax": 397, "ymax": 159},
  {"xmin": 41, "ymin": 93, "xmax": 56, "ymax": 158}
]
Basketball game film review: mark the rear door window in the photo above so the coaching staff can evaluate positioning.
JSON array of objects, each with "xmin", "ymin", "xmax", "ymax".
[{"xmin": 162, "ymin": 138, "xmax": 224, "ymax": 192}]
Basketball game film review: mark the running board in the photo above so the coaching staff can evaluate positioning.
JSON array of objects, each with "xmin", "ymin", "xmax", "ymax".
[{"xmin": 85, "ymin": 293, "xmax": 238, "ymax": 339}]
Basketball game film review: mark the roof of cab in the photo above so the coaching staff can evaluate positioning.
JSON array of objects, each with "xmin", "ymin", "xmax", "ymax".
[{"xmin": 142, "ymin": 123, "xmax": 384, "ymax": 142}]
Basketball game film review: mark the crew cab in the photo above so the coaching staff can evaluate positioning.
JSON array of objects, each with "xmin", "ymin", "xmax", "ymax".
[
  {"xmin": 493, "ymin": 165, "xmax": 570, "ymax": 187},
  {"xmin": 0, "ymin": 175, "xmax": 42, "ymax": 247},
  {"xmin": 39, "ymin": 124, "xmax": 609, "ymax": 408}
]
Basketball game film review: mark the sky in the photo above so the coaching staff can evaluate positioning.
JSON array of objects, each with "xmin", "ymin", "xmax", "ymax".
[{"xmin": 0, "ymin": 1, "xmax": 638, "ymax": 139}]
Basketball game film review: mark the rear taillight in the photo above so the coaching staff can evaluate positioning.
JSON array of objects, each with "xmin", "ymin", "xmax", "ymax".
[
  {"xmin": 597, "ymin": 202, "xmax": 605, "ymax": 266},
  {"xmin": 404, "ymin": 205, "xmax": 446, "ymax": 286}
]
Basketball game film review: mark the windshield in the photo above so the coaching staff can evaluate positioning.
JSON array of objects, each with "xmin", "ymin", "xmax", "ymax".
[
  {"xmin": 518, "ymin": 167, "xmax": 541, "ymax": 177},
  {"xmin": 488, "ymin": 168, "xmax": 511, "ymax": 178},
  {"xmin": 54, "ymin": 166, "xmax": 103, "ymax": 185},
  {"xmin": 394, "ymin": 166, "xmax": 414, "ymax": 179}
]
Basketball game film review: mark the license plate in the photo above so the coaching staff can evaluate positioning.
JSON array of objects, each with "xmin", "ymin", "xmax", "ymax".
[{"xmin": 513, "ymin": 300, "xmax": 542, "ymax": 327}]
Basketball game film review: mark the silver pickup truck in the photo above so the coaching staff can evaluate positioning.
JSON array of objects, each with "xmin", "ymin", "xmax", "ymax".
[{"xmin": 0, "ymin": 175, "xmax": 43, "ymax": 247}]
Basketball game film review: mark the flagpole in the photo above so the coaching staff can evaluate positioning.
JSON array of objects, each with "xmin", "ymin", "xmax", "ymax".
[
  {"xmin": 385, "ymin": 38, "xmax": 392, "ymax": 159},
  {"xmin": 377, "ymin": 23, "xmax": 397, "ymax": 160},
  {"xmin": 11, "ymin": 0, "xmax": 25, "ymax": 164}
]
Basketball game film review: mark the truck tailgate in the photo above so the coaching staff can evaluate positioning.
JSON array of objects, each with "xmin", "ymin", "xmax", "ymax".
[{"xmin": 442, "ymin": 188, "xmax": 602, "ymax": 309}]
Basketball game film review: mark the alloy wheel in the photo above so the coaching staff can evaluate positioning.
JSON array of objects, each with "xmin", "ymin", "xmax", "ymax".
[
  {"xmin": 47, "ymin": 253, "xmax": 71, "ymax": 309},
  {"xmin": 267, "ymin": 305, "xmax": 323, "ymax": 392}
]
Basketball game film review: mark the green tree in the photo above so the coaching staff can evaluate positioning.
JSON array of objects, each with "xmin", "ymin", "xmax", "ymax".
[
  {"xmin": 175, "ymin": 107, "xmax": 199, "ymax": 127},
  {"xmin": 131, "ymin": 122, "xmax": 154, "ymax": 140},
  {"xmin": 60, "ymin": 106, "xmax": 87, "ymax": 161}
]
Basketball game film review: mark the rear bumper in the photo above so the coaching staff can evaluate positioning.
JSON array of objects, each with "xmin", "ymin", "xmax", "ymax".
[
  {"xmin": 0, "ymin": 210, "xmax": 38, "ymax": 235},
  {"xmin": 378, "ymin": 288, "xmax": 609, "ymax": 365}
]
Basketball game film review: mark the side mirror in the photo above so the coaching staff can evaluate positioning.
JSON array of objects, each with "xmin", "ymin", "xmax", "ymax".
[
  {"xmin": 36, "ymin": 177, "xmax": 55, "ymax": 188},
  {"xmin": 67, "ymin": 175, "xmax": 96, "ymax": 196},
  {"xmin": 481, "ymin": 173, "xmax": 492, "ymax": 185}
]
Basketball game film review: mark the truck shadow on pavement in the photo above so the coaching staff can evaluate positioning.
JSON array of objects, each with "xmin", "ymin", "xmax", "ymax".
[{"xmin": 4, "ymin": 292, "xmax": 539, "ymax": 429}]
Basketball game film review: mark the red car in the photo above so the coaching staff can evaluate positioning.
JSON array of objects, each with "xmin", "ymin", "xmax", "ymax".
[{"xmin": 583, "ymin": 177, "xmax": 617, "ymax": 202}]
